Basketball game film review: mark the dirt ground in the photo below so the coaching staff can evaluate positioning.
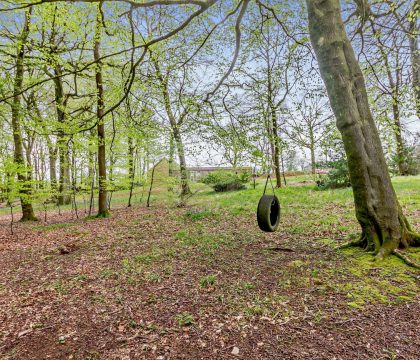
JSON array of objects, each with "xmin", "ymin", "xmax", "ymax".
[{"xmin": 0, "ymin": 200, "xmax": 419, "ymax": 359}]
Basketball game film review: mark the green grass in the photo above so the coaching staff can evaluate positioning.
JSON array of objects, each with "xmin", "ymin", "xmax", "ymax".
[{"xmin": 3, "ymin": 175, "xmax": 418, "ymax": 218}]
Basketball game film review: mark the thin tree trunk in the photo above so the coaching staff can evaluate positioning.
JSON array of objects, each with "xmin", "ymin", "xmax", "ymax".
[
  {"xmin": 147, "ymin": 163, "xmax": 156, "ymax": 208},
  {"xmin": 11, "ymin": 8, "xmax": 37, "ymax": 222},
  {"xmin": 280, "ymin": 151, "xmax": 287, "ymax": 186},
  {"xmin": 310, "ymin": 144, "xmax": 316, "ymax": 175},
  {"xmin": 391, "ymin": 101, "xmax": 407, "ymax": 175},
  {"xmin": 52, "ymin": 62, "xmax": 71, "ymax": 205},
  {"xmin": 172, "ymin": 128, "xmax": 190, "ymax": 197},
  {"xmin": 271, "ymin": 111, "xmax": 282, "ymax": 187},
  {"xmin": 49, "ymin": 148, "xmax": 57, "ymax": 191},
  {"xmin": 409, "ymin": 0, "xmax": 420, "ymax": 120},
  {"xmin": 307, "ymin": 0, "xmax": 419, "ymax": 259},
  {"xmin": 94, "ymin": 9, "xmax": 108, "ymax": 218},
  {"xmin": 152, "ymin": 58, "xmax": 191, "ymax": 198},
  {"xmin": 168, "ymin": 134, "xmax": 175, "ymax": 177},
  {"xmin": 127, "ymin": 137, "xmax": 135, "ymax": 207},
  {"xmin": 370, "ymin": 21, "xmax": 408, "ymax": 175},
  {"xmin": 57, "ymin": 136, "xmax": 71, "ymax": 205},
  {"xmin": 87, "ymin": 129, "xmax": 95, "ymax": 188}
]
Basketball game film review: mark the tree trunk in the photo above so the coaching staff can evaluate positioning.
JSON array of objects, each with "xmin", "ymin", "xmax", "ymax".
[
  {"xmin": 172, "ymin": 127, "xmax": 191, "ymax": 197},
  {"xmin": 94, "ymin": 9, "xmax": 108, "ymax": 217},
  {"xmin": 371, "ymin": 20, "xmax": 408, "ymax": 176},
  {"xmin": 409, "ymin": 0, "xmax": 420, "ymax": 120},
  {"xmin": 266, "ymin": 45, "xmax": 282, "ymax": 188},
  {"xmin": 127, "ymin": 136, "xmax": 135, "ymax": 207},
  {"xmin": 57, "ymin": 136, "xmax": 71, "ymax": 205},
  {"xmin": 391, "ymin": 101, "xmax": 407, "ymax": 175},
  {"xmin": 168, "ymin": 134, "xmax": 175, "ymax": 177},
  {"xmin": 310, "ymin": 144, "xmax": 316, "ymax": 175},
  {"xmin": 11, "ymin": 8, "xmax": 37, "ymax": 222},
  {"xmin": 48, "ymin": 147, "xmax": 58, "ymax": 192},
  {"xmin": 87, "ymin": 128, "xmax": 96, "ymax": 188},
  {"xmin": 271, "ymin": 111, "xmax": 282, "ymax": 187},
  {"xmin": 53, "ymin": 65, "xmax": 71, "ymax": 205},
  {"xmin": 307, "ymin": 0, "xmax": 419, "ymax": 259},
  {"xmin": 152, "ymin": 58, "xmax": 190, "ymax": 197}
]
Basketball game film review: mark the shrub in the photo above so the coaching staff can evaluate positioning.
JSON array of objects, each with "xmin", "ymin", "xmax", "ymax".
[
  {"xmin": 317, "ymin": 159, "xmax": 350, "ymax": 189},
  {"xmin": 203, "ymin": 171, "xmax": 249, "ymax": 192}
]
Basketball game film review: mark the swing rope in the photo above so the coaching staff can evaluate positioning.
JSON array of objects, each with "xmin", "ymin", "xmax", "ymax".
[{"xmin": 263, "ymin": 174, "xmax": 275, "ymax": 196}]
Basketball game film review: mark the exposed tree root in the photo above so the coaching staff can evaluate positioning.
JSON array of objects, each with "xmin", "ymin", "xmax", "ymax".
[
  {"xmin": 337, "ymin": 231, "xmax": 420, "ymax": 270},
  {"xmin": 336, "ymin": 234, "xmax": 366, "ymax": 250},
  {"xmin": 392, "ymin": 249, "xmax": 420, "ymax": 270}
]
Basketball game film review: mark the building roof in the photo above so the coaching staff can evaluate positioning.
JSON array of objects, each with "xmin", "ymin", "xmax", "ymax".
[{"xmin": 187, "ymin": 166, "xmax": 251, "ymax": 172}]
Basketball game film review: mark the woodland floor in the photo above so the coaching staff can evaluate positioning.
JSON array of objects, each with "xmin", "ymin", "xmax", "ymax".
[{"xmin": 0, "ymin": 176, "xmax": 419, "ymax": 360}]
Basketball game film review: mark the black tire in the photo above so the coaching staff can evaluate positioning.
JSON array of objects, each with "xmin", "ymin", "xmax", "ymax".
[{"xmin": 257, "ymin": 194, "xmax": 281, "ymax": 232}]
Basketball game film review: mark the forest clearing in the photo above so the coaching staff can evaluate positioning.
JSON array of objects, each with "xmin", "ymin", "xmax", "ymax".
[
  {"xmin": 1, "ymin": 176, "xmax": 419, "ymax": 359},
  {"xmin": 1, "ymin": 0, "xmax": 420, "ymax": 358}
]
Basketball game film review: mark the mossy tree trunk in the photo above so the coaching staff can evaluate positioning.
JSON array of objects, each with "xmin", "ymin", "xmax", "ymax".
[
  {"xmin": 307, "ymin": 0, "xmax": 420, "ymax": 259},
  {"xmin": 11, "ymin": 8, "xmax": 37, "ymax": 222}
]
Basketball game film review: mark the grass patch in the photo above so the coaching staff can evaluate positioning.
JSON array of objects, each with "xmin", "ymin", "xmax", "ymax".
[
  {"xmin": 184, "ymin": 208, "xmax": 214, "ymax": 221},
  {"xmin": 32, "ymin": 222, "xmax": 75, "ymax": 232},
  {"xmin": 199, "ymin": 274, "xmax": 217, "ymax": 288}
]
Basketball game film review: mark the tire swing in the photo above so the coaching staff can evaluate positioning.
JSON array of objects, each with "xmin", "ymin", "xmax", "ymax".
[{"xmin": 257, "ymin": 175, "xmax": 281, "ymax": 232}]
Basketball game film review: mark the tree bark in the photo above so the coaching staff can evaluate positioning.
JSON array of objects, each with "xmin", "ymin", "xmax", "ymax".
[
  {"xmin": 11, "ymin": 8, "xmax": 37, "ymax": 221},
  {"xmin": 310, "ymin": 143, "xmax": 316, "ymax": 175},
  {"xmin": 307, "ymin": 0, "xmax": 419, "ymax": 259},
  {"xmin": 127, "ymin": 136, "xmax": 135, "ymax": 207},
  {"xmin": 172, "ymin": 127, "xmax": 190, "ymax": 197},
  {"xmin": 49, "ymin": 148, "xmax": 58, "ymax": 192},
  {"xmin": 94, "ymin": 9, "xmax": 108, "ymax": 217},
  {"xmin": 266, "ymin": 43, "xmax": 282, "ymax": 188},
  {"xmin": 53, "ymin": 65, "xmax": 71, "ymax": 205},
  {"xmin": 409, "ymin": 0, "xmax": 420, "ymax": 120},
  {"xmin": 168, "ymin": 134, "xmax": 175, "ymax": 177},
  {"xmin": 270, "ymin": 111, "xmax": 282, "ymax": 187},
  {"xmin": 391, "ymin": 101, "xmax": 407, "ymax": 175}
]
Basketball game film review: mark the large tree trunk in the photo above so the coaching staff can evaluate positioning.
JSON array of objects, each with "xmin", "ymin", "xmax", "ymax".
[
  {"xmin": 307, "ymin": 0, "xmax": 419, "ymax": 259},
  {"xmin": 94, "ymin": 10, "xmax": 108, "ymax": 218},
  {"xmin": 11, "ymin": 8, "xmax": 37, "ymax": 222}
]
